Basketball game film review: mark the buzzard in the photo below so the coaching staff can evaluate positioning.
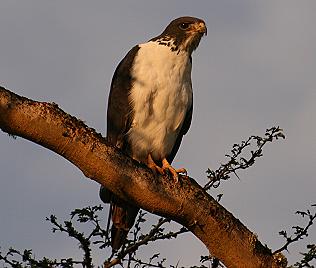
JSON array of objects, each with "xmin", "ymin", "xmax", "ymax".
[{"xmin": 100, "ymin": 16, "xmax": 206, "ymax": 250}]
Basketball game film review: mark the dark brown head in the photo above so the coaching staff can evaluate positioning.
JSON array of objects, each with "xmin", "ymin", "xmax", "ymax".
[{"xmin": 151, "ymin": 16, "xmax": 207, "ymax": 54}]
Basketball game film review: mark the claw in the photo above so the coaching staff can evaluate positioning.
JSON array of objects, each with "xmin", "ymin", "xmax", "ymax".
[
  {"xmin": 147, "ymin": 154, "xmax": 187, "ymax": 183},
  {"xmin": 161, "ymin": 158, "xmax": 187, "ymax": 183}
]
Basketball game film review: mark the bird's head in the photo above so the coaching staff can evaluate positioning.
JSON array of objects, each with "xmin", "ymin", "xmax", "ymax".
[{"xmin": 153, "ymin": 16, "xmax": 207, "ymax": 54}]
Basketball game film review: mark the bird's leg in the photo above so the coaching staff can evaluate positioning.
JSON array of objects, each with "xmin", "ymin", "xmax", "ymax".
[
  {"xmin": 147, "ymin": 153, "xmax": 164, "ymax": 174},
  {"xmin": 161, "ymin": 158, "xmax": 187, "ymax": 183}
]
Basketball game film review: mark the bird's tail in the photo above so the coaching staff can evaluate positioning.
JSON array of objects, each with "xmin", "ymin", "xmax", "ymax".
[
  {"xmin": 110, "ymin": 196, "xmax": 139, "ymax": 250},
  {"xmin": 99, "ymin": 186, "xmax": 139, "ymax": 251}
]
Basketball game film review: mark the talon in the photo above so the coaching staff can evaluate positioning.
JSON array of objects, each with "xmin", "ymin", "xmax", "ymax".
[
  {"xmin": 147, "ymin": 154, "xmax": 187, "ymax": 183},
  {"xmin": 176, "ymin": 167, "xmax": 187, "ymax": 176},
  {"xmin": 161, "ymin": 158, "xmax": 187, "ymax": 183}
]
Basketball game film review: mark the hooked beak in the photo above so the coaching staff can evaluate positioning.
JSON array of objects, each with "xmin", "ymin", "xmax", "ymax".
[{"xmin": 194, "ymin": 21, "xmax": 207, "ymax": 36}]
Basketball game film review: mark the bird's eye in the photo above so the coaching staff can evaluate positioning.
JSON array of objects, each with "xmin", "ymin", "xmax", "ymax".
[{"xmin": 179, "ymin": 22, "xmax": 190, "ymax": 30}]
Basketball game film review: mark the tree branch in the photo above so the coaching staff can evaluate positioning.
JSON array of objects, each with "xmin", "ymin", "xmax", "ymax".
[{"xmin": 0, "ymin": 86, "xmax": 285, "ymax": 268}]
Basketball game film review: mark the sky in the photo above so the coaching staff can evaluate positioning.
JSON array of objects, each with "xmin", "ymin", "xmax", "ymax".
[{"xmin": 0, "ymin": 1, "xmax": 315, "ymax": 267}]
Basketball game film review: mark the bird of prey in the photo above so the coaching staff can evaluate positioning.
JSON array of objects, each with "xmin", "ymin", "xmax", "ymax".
[{"xmin": 100, "ymin": 16, "xmax": 206, "ymax": 251}]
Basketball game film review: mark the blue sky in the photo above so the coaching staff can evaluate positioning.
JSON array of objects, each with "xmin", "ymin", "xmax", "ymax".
[{"xmin": 0, "ymin": 1, "xmax": 315, "ymax": 266}]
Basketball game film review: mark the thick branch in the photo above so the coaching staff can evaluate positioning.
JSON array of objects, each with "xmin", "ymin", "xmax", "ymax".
[{"xmin": 0, "ymin": 86, "xmax": 285, "ymax": 268}]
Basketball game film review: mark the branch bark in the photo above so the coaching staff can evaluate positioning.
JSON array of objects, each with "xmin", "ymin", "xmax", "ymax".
[{"xmin": 0, "ymin": 86, "xmax": 286, "ymax": 268}]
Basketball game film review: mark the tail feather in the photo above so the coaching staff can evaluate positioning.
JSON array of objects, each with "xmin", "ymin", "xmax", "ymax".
[
  {"xmin": 111, "ymin": 225, "xmax": 129, "ymax": 251},
  {"xmin": 111, "ymin": 196, "xmax": 139, "ymax": 250},
  {"xmin": 100, "ymin": 186, "xmax": 139, "ymax": 250}
]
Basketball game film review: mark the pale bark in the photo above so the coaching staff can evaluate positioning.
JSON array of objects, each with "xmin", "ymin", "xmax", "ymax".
[{"xmin": 0, "ymin": 86, "xmax": 286, "ymax": 268}]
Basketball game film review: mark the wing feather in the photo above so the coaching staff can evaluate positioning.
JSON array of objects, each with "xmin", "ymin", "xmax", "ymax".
[{"xmin": 106, "ymin": 45, "xmax": 140, "ymax": 150}]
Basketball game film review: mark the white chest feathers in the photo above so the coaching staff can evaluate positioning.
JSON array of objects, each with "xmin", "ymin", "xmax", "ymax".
[{"xmin": 127, "ymin": 41, "xmax": 193, "ymax": 161}]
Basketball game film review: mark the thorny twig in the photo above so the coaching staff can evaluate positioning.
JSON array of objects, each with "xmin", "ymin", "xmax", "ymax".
[
  {"xmin": 274, "ymin": 204, "xmax": 316, "ymax": 255},
  {"xmin": 104, "ymin": 215, "xmax": 188, "ymax": 268},
  {"xmin": 290, "ymin": 244, "xmax": 316, "ymax": 268},
  {"xmin": 204, "ymin": 126, "xmax": 285, "ymax": 190},
  {"xmin": 0, "ymin": 247, "xmax": 83, "ymax": 268}
]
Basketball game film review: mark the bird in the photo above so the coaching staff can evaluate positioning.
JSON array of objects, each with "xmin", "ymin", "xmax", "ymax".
[{"xmin": 99, "ymin": 16, "xmax": 207, "ymax": 251}]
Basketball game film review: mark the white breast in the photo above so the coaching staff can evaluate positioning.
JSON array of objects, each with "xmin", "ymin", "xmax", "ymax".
[{"xmin": 127, "ymin": 41, "xmax": 192, "ymax": 162}]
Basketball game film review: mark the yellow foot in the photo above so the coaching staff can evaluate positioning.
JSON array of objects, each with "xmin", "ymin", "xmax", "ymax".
[
  {"xmin": 147, "ymin": 154, "xmax": 187, "ymax": 183},
  {"xmin": 161, "ymin": 158, "xmax": 187, "ymax": 183}
]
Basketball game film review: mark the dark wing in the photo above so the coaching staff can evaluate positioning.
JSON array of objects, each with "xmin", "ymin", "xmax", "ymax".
[
  {"xmin": 106, "ymin": 45, "xmax": 140, "ymax": 149},
  {"xmin": 101, "ymin": 45, "xmax": 140, "ymax": 203},
  {"xmin": 102, "ymin": 45, "xmax": 141, "ymax": 251},
  {"xmin": 166, "ymin": 100, "xmax": 193, "ymax": 164}
]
